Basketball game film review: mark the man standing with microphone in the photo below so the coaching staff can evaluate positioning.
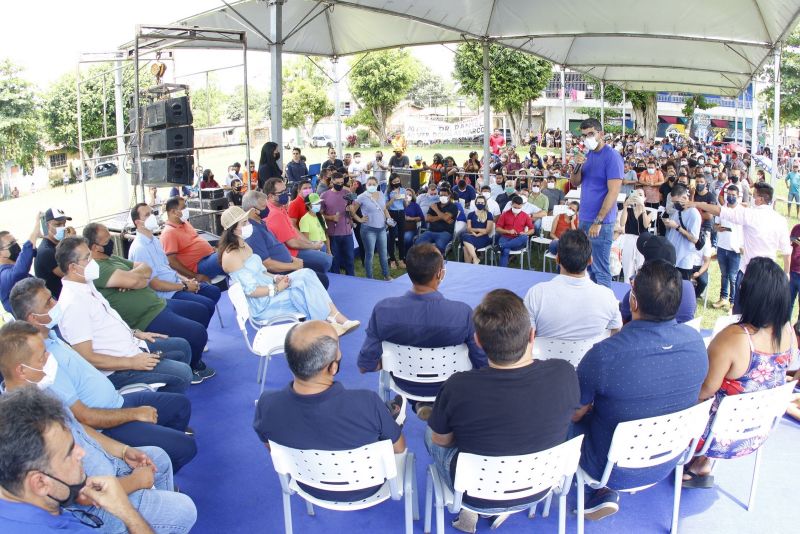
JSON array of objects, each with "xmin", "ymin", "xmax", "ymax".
[{"xmin": 569, "ymin": 118, "xmax": 623, "ymax": 288}]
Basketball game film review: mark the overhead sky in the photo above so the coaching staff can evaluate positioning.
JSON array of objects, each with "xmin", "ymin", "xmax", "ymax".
[{"xmin": 1, "ymin": 0, "xmax": 454, "ymax": 92}]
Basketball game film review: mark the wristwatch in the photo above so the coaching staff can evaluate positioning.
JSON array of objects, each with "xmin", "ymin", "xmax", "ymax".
[
  {"xmin": 592, "ymin": 218, "xmax": 603, "ymax": 226},
  {"xmin": 181, "ymin": 281, "xmax": 188, "ymax": 291}
]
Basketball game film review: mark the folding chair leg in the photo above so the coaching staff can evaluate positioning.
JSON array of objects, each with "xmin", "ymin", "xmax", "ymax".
[
  {"xmin": 576, "ymin": 472, "xmax": 585, "ymax": 534},
  {"xmin": 411, "ymin": 454, "xmax": 420, "ymax": 520},
  {"xmin": 528, "ymin": 501, "xmax": 537, "ymax": 519},
  {"xmin": 258, "ymin": 356, "xmax": 271, "ymax": 397},
  {"xmin": 282, "ymin": 494, "xmax": 293, "ymax": 534},
  {"xmin": 424, "ymin": 469, "xmax": 433, "ymax": 534},
  {"xmin": 558, "ymin": 493, "xmax": 567, "ymax": 534},
  {"xmin": 543, "ymin": 492, "xmax": 553, "ymax": 517},
  {"xmin": 748, "ymin": 447, "xmax": 763, "ymax": 511},
  {"xmin": 671, "ymin": 466, "xmax": 682, "ymax": 534},
  {"xmin": 305, "ymin": 500, "xmax": 315, "ymax": 516},
  {"xmin": 256, "ymin": 356, "xmax": 265, "ymax": 384},
  {"xmin": 216, "ymin": 304, "xmax": 224, "ymax": 327}
]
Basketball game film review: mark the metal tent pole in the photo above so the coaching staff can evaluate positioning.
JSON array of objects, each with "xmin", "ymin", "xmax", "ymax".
[
  {"xmin": 560, "ymin": 66, "xmax": 566, "ymax": 162},
  {"xmin": 734, "ymin": 92, "xmax": 739, "ymax": 143},
  {"xmin": 113, "ymin": 58, "xmax": 130, "ymax": 206},
  {"xmin": 333, "ymin": 57, "xmax": 342, "ymax": 157},
  {"xmin": 482, "ymin": 41, "xmax": 491, "ymax": 186},
  {"xmin": 242, "ymin": 36, "xmax": 252, "ymax": 191},
  {"xmin": 751, "ymin": 79, "xmax": 759, "ymax": 172},
  {"xmin": 76, "ymin": 65, "xmax": 92, "ymax": 220},
  {"xmin": 269, "ymin": 0, "xmax": 284, "ymax": 154},
  {"xmin": 772, "ymin": 45, "xmax": 781, "ymax": 185},
  {"xmin": 621, "ymin": 89, "xmax": 626, "ymax": 137},
  {"xmin": 600, "ymin": 80, "xmax": 605, "ymax": 129}
]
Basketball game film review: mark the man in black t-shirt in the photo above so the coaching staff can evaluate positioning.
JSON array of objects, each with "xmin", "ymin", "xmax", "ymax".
[
  {"xmin": 426, "ymin": 289, "xmax": 579, "ymax": 530},
  {"xmin": 33, "ymin": 208, "xmax": 72, "ymax": 299},
  {"xmin": 416, "ymin": 185, "xmax": 459, "ymax": 255},
  {"xmin": 388, "ymin": 148, "xmax": 410, "ymax": 170},
  {"xmin": 691, "ymin": 174, "xmax": 717, "ymax": 234}
]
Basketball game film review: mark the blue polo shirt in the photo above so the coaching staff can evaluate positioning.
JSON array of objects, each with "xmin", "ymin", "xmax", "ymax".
[
  {"xmin": 128, "ymin": 233, "xmax": 181, "ymax": 298},
  {"xmin": 244, "ymin": 220, "xmax": 293, "ymax": 265},
  {"xmin": 579, "ymin": 144, "xmax": 623, "ymax": 225},
  {"xmin": 0, "ymin": 240, "xmax": 34, "ymax": 312},
  {"xmin": 576, "ymin": 319, "xmax": 708, "ymax": 488},
  {"xmin": 619, "ymin": 280, "xmax": 697, "ymax": 324},
  {"xmin": 451, "ymin": 185, "xmax": 477, "ymax": 206},
  {"xmin": 46, "ymin": 330, "xmax": 123, "ymax": 409},
  {"xmin": 0, "ymin": 498, "xmax": 88, "ymax": 533},
  {"xmin": 357, "ymin": 290, "xmax": 487, "ymax": 396}
]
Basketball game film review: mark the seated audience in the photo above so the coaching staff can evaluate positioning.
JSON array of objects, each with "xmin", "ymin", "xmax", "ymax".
[
  {"xmin": 298, "ymin": 194, "xmax": 331, "ymax": 254},
  {"xmin": 34, "ymin": 207, "xmax": 72, "ymax": 299},
  {"xmin": 218, "ymin": 206, "xmax": 358, "ymax": 336},
  {"xmin": 495, "ymin": 180, "xmax": 517, "ymax": 212},
  {"xmin": 426, "ymin": 289, "xmax": 579, "ymax": 532},
  {"xmin": 473, "ymin": 185, "xmax": 501, "ymax": 217},
  {"xmin": 526, "ymin": 177, "xmax": 550, "ymax": 233},
  {"xmin": 494, "ymin": 195, "xmax": 534, "ymax": 267},
  {"xmin": 226, "ymin": 178, "xmax": 244, "ymax": 207},
  {"xmin": 160, "ymin": 196, "xmax": 226, "ymax": 280},
  {"xmin": 0, "ymin": 322, "xmax": 197, "ymax": 496},
  {"xmin": 254, "ymin": 320, "xmax": 405, "ymax": 501},
  {"xmin": 128, "ymin": 203, "xmax": 222, "ymax": 324},
  {"xmin": 264, "ymin": 178, "xmax": 332, "ymax": 288},
  {"xmin": 199, "ymin": 169, "xmax": 220, "ymax": 189},
  {"xmin": 0, "ymin": 213, "xmax": 39, "ymax": 312},
  {"xmin": 684, "ymin": 258, "xmax": 795, "ymax": 488},
  {"xmin": 81, "ymin": 224, "xmax": 213, "ymax": 382},
  {"xmin": 546, "ymin": 200, "xmax": 580, "ymax": 256},
  {"xmin": 451, "ymin": 176, "xmax": 477, "ymax": 209},
  {"xmin": 543, "ymin": 175, "xmax": 565, "ymax": 213},
  {"xmin": 241, "ymin": 191, "xmax": 305, "ymax": 274},
  {"xmin": 620, "ymin": 234, "xmax": 697, "ymax": 324},
  {"xmin": 417, "ymin": 181, "xmax": 440, "ymax": 223},
  {"xmin": 417, "ymin": 184, "xmax": 459, "ymax": 256},
  {"xmin": 403, "ymin": 189, "xmax": 425, "ymax": 252},
  {"xmin": 358, "ymin": 244, "xmax": 487, "ymax": 419},
  {"xmin": 52, "ymin": 237, "xmax": 202, "ymax": 389},
  {"xmin": 461, "ymin": 196, "xmax": 495, "ymax": 265},
  {"xmin": 0, "ymin": 388, "xmax": 160, "ymax": 533},
  {"xmin": 288, "ymin": 180, "xmax": 313, "ymax": 227},
  {"xmin": 526, "ymin": 230, "xmax": 621, "ymax": 342},
  {"xmin": 574, "ymin": 260, "xmax": 708, "ymax": 520}
]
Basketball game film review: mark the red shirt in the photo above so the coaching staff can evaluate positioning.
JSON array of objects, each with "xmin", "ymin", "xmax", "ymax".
[
  {"xmin": 496, "ymin": 210, "xmax": 533, "ymax": 234},
  {"xmin": 552, "ymin": 214, "xmax": 577, "ymax": 239},
  {"xmin": 489, "ymin": 134, "xmax": 505, "ymax": 155},
  {"xmin": 266, "ymin": 205, "xmax": 300, "ymax": 257},
  {"xmin": 287, "ymin": 195, "xmax": 308, "ymax": 221},
  {"xmin": 160, "ymin": 221, "xmax": 214, "ymax": 272}
]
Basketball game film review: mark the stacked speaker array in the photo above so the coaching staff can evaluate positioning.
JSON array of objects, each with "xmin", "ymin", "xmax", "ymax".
[{"xmin": 138, "ymin": 96, "xmax": 194, "ymax": 185}]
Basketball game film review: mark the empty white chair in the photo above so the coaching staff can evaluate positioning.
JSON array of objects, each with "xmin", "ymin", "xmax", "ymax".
[
  {"xmin": 228, "ymin": 282, "xmax": 304, "ymax": 398},
  {"xmin": 424, "ymin": 435, "xmax": 584, "ymax": 534},
  {"xmin": 269, "ymin": 440, "xmax": 418, "ymax": 534},
  {"xmin": 576, "ymin": 399, "xmax": 714, "ymax": 534},
  {"xmin": 711, "ymin": 313, "xmax": 741, "ymax": 338},
  {"xmin": 684, "ymin": 317, "xmax": 702, "ymax": 332},
  {"xmin": 378, "ymin": 342, "xmax": 472, "ymax": 405},
  {"xmin": 533, "ymin": 336, "xmax": 605, "ymax": 368},
  {"xmin": 531, "ymin": 215, "xmax": 555, "ymax": 248},
  {"xmin": 696, "ymin": 380, "xmax": 797, "ymax": 511}
]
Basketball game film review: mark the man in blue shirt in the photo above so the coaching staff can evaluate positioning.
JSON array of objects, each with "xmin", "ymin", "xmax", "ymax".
[
  {"xmin": 451, "ymin": 175, "xmax": 477, "ymax": 209},
  {"xmin": 241, "ymin": 191, "xmax": 305, "ymax": 274},
  {"xmin": 663, "ymin": 183, "xmax": 701, "ymax": 280},
  {"xmin": 128, "ymin": 203, "xmax": 221, "ymax": 323},
  {"xmin": 785, "ymin": 162, "xmax": 800, "ymax": 218},
  {"xmin": 358, "ymin": 243, "xmax": 487, "ymax": 420},
  {"xmin": 574, "ymin": 260, "xmax": 708, "ymax": 521},
  {"xmin": 570, "ymin": 118, "xmax": 623, "ymax": 288},
  {"xmin": 0, "ymin": 213, "xmax": 40, "ymax": 312},
  {"xmin": 0, "ymin": 388, "xmax": 156, "ymax": 534},
  {"xmin": 254, "ymin": 320, "xmax": 404, "ymax": 502}
]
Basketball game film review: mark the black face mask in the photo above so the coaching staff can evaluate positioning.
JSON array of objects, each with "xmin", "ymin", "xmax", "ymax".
[
  {"xmin": 730, "ymin": 176, "xmax": 739, "ymax": 183},
  {"xmin": 44, "ymin": 472, "xmax": 87, "ymax": 508},
  {"xmin": 391, "ymin": 181, "xmax": 401, "ymax": 189},
  {"xmin": 673, "ymin": 201, "xmax": 684, "ymax": 212},
  {"xmin": 333, "ymin": 183, "xmax": 344, "ymax": 191},
  {"xmin": 474, "ymin": 203, "xmax": 486, "ymax": 211},
  {"xmin": 259, "ymin": 207, "xmax": 270, "ymax": 219},
  {"xmin": 101, "ymin": 240, "xmax": 114, "ymax": 257},
  {"xmin": 277, "ymin": 192, "xmax": 290, "ymax": 205},
  {"xmin": 696, "ymin": 183, "xmax": 706, "ymax": 192},
  {"xmin": 274, "ymin": 152, "xmax": 280, "ymax": 161},
  {"xmin": 5, "ymin": 242, "xmax": 21, "ymax": 262}
]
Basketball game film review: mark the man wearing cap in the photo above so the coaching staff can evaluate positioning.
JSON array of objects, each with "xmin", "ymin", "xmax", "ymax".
[
  {"xmin": 619, "ymin": 233, "xmax": 697, "ymax": 324},
  {"xmin": 416, "ymin": 185, "xmax": 458, "ymax": 255},
  {"xmin": 388, "ymin": 148, "xmax": 410, "ymax": 171},
  {"xmin": 411, "ymin": 155, "xmax": 429, "ymax": 185},
  {"xmin": 1, "ymin": 213, "xmax": 41, "ymax": 312},
  {"xmin": 34, "ymin": 208, "xmax": 73, "ymax": 299}
]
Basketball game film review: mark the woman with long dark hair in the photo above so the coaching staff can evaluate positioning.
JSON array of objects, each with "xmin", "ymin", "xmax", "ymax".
[
  {"xmin": 218, "ymin": 206, "xmax": 358, "ymax": 335},
  {"xmin": 257, "ymin": 142, "xmax": 282, "ymax": 190},
  {"xmin": 683, "ymin": 257, "xmax": 795, "ymax": 488}
]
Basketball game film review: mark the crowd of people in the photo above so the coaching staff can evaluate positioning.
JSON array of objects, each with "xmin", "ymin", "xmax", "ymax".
[{"xmin": 0, "ymin": 118, "xmax": 799, "ymax": 533}]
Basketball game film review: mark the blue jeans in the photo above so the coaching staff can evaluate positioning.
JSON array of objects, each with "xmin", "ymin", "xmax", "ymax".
[
  {"xmin": 107, "ymin": 337, "xmax": 193, "ymax": 393},
  {"xmin": 329, "ymin": 234, "xmax": 355, "ymax": 276},
  {"xmin": 146, "ymin": 307, "xmax": 208, "ymax": 371},
  {"xmin": 548, "ymin": 239, "xmax": 559, "ymax": 255},
  {"xmin": 104, "ymin": 391, "xmax": 196, "ymax": 473},
  {"xmin": 791, "ymin": 272, "xmax": 800, "ymax": 319},
  {"xmin": 196, "ymin": 252, "xmax": 225, "ymax": 279},
  {"xmin": 82, "ymin": 446, "xmax": 197, "ymax": 534},
  {"xmin": 579, "ymin": 221, "xmax": 614, "ymax": 288},
  {"xmin": 416, "ymin": 230, "xmax": 452, "ymax": 256},
  {"xmin": 497, "ymin": 235, "xmax": 528, "ymax": 267},
  {"xmin": 404, "ymin": 229, "xmax": 418, "ymax": 252},
  {"xmin": 733, "ymin": 269, "xmax": 744, "ymax": 314},
  {"xmin": 297, "ymin": 248, "xmax": 332, "ymax": 289},
  {"xmin": 171, "ymin": 282, "xmax": 221, "ymax": 323},
  {"xmin": 360, "ymin": 225, "xmax": 390, "ymax": 279},
  {"xmin": 716, "ymin": 247, "xmax": 741, "ymax": 302}
]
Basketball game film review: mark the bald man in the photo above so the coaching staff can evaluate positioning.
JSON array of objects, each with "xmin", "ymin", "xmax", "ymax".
[{"xmin": 253, "ymin": 320, "xmax": 405, "ymax": 501}]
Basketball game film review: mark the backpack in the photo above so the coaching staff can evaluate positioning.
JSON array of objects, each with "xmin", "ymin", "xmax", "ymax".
[{"xmin": 677, "ymin": 210, "xmax": 705, "ymax": 251}]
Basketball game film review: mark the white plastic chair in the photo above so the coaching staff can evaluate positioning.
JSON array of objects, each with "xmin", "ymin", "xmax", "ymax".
[
  {"xmin": 531, "ymin": 215, "xmax": 555, "ymax": 248},
  {"xmin": 378, "ymin": 342, "xmax": 472, "ymax": 405},
  {"xmin": 711, "ymin": 313, "xmax": 741, "ymax": 338},
  {"xmin": 696, "ymin": 380, "xmax": 797, "ymax": 511},
  {"xmin": 424, "ymin": 435, "xmax": 584, "ymax": 534},
  {"xmin": 210, "ymin": 274, "xmax": 227, "ymax": 327},
  {"xmin": 684, "ymin": 317, "xmax": 702, "ymax": 332},
  {"xmin": 533, "ymin": 336, "xmax": 604, "ymax": 368},
  {"xmin": 228, "ymin": 282, "xmax": 304, "ymax": 398},
  {"xmin": 552, "ymin": 204, "xmax": 569, "ymax": 217},
  {"xmin": 576, "ymin": 399, "xmax": 714, "ymax": 534},
  {"xmin": 269, "ymin": 440, "xmax": 418, "ymax": 534}
]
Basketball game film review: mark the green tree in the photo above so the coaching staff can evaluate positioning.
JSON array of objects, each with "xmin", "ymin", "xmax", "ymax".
[
  {"xmin": 453, "ymin": 43, "xmax": 552, "ymax": 145},
  {"xmin": 282, "ymin": 57, "xmax": 334, "ymax": 140},
  {"xmin": 591, "ymin": 80, "xmax": 658, "ymax": 139},
  {"xmin": 224, "ymin": 85, "xmax": 269, "ymax": 124},
  {"xmin": 191, "ymin": 74, "xmax": 226, "ymax": 128},
  {"xmin": 408, "ymin": 70, "xmax": 454, "ymax": 108},
  {"xmin": 347, "ymin": 50, "xmax": 419, "ymax": 141},
  {"xmin": 682, "ymin": 94, "xmax": 715, "ymax": 133},
  {"xmin": 0, "ymin": 59, "xmax": 43, "ymax": 174},
  {"xmin": 762, "ymin": 28, "xmax": 800, "ymax": 129}
]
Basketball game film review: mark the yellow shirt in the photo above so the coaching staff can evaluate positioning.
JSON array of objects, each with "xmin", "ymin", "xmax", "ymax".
[
  {"xmin": 412, "ymin": 163, "xmax": 429, "ymax": 184},
  {"xmin": 299, "ymin": 212, "xmax": 328, "ymax": 242}
]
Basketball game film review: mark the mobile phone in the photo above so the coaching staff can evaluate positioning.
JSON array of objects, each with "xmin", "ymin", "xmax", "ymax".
[{"xmin": 39, "ymin": 214, "xmax": 47, "ymax": 236}]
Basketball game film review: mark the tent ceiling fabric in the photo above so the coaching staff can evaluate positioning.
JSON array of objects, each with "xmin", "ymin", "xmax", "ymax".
[{"xmin": 170, "ymin": 0, "xmax": 800, "ymax": 96}]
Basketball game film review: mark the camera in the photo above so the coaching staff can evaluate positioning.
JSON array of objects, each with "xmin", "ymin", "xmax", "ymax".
[{"xmin": 343, "ymin": 192, "xmax": 358, "ymax": 204}]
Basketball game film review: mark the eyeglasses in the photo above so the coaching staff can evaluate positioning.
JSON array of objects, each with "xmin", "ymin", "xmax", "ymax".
[{"xmin": 65, "ymin": 508, "xmax": 104, "ymax": 529}]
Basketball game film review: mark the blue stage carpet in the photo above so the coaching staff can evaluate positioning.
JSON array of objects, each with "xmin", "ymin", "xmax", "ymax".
[{"xmin": 178, "ymin": 262, "xmax": 796, "ymax": 533}]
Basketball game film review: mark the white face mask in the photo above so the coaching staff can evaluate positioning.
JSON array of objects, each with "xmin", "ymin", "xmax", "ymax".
[
  {"xmin": 31, "ymin": 302, "xmax": 63, "ymax": 329},
  {"xmin": 82, "ymin": 259, "xmax": 100, "ymax": 282},
  {"xmin": 23, "ymin": 354, "xmax": 58, "ymax": 390},
  {"xmin": 240, "ymin": 223, "xmax": 254, "ymax": 239},
  {"xmin": 547, "ymin": 182, "xmax": 556, "ymax": 189},
  {"xmin": 481, "ymin": 192, "xmax": 491, "ymax": 200},
  {"xmin": 143, "ymin": 214, "xmax": 160, "ymax": 232},
  {"xmin": 647, "ymin": 168, "xmax": 655, "ymax": 175},
  {"xmin": 584, "ymin": 136, "xmax": 599, "ymax": 151},
  {"xmin": 531, "ymin": 186, "xmax": 541, "ymax": 194},
  {"xmin": 566, "ymin": 209, "xmax": 576, "ymax": 217},
  {"xmin": 439, "ymin": 196, "xmax": 450, "ymax": 204},
  {"xmin": 511, "ymin": 207, "xmax": 522, "ymax": 215},
  {"xmin": 180, "ymin": 208, "xmax": 190, "ymax": 222}
]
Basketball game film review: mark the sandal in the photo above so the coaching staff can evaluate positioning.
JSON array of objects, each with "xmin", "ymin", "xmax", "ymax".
[
  {"xmin": 452, "ymin": 510, "xmax": 478, "ymax": 533},
  {"xmin": 681, "ymin": 470, "xmax": 714, "ymax": 489}
]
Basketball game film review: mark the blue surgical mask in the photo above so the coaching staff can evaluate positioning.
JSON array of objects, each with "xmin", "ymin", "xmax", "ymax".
[
  {"xmin": 366, "ymin": 185, "xmax": 378, "ymax": 193},
  {"xmin": 54, "ymin": 227, "xmax": 66, "ymax": 241},
  {"xmin": 311, "ymin": 204, "xmax": 321, "ymax": 213}
]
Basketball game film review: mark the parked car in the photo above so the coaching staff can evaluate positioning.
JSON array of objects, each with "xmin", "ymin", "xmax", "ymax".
[
  {"xmin": 94, "ymin": 162, "xmax": 118, "ymax": 178},
  {"xmin": 310, "ymin": 135, "xmax": 334, "ymax": 148}
]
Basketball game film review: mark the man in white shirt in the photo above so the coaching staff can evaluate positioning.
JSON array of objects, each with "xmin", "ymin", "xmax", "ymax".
[
  {"xmin": 524, "ymin": 230, "xmax": 622, "ymax": 342},
  {"xmin": 467, "ymin": 185, "xmax": 501, "ymax": 218},
  {"xmin": 347, "ymin": 151, "xmax": 368, "ymax": 184},
  {"xmin": 685, "ymin": 181, "xmax": 791, "ymax": 312},
  {"xmin": 712, "ymin": 184, "xmax": 744, "ymax": 309}
]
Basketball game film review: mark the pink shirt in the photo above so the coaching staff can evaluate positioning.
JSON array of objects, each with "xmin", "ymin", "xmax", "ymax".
[{"xmin": 719, "ymin": 204, "xmax": 791, "ymax": 273}]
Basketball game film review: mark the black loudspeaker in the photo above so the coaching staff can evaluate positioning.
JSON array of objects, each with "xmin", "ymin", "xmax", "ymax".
[
  {"xmin": 143, "ymin": 97, "xmax": 193, "ymax": 129},
  {"xmin": 139, "ymin": 156, "xmax": 194, "ymax": 185},
  {"xmin": 142, "ymin": 126, "xmax": 194, "ymax": 156}
]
